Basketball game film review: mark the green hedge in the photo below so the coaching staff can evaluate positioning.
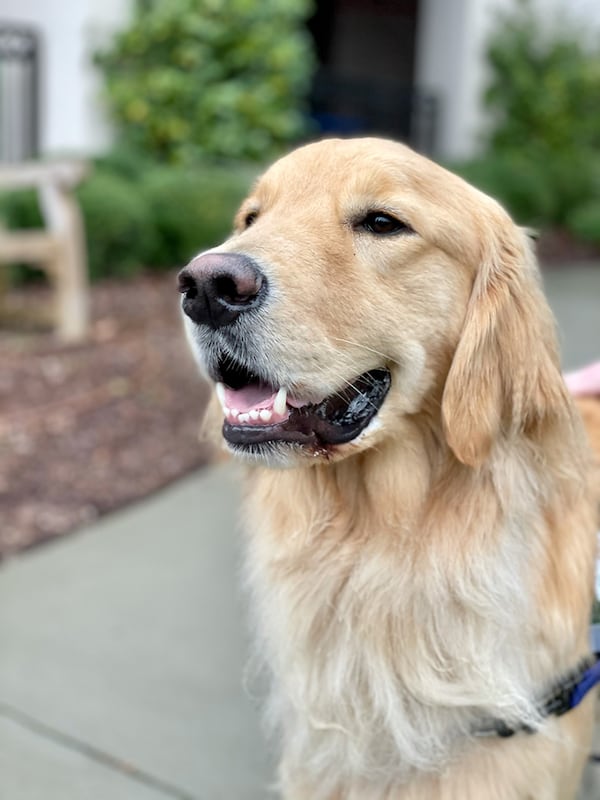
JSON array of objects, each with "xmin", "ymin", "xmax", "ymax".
[
  {"xmin": 451, "ymin": 0, "xmax": 600, "ymax": 247},
  {"xmin": 0, "ymin": 159, "xmax": 258, "ymax": 282},
  {"xmin": 94, "ymin": 0, "xmax": 315, "ymax": 163},
  {"xmin": 141, "ymin": 162, "xmax": 258, "ymax": 268},
  {"xmin": 452, "ymin": 150, "xmax": 600, "ymax": 236}
]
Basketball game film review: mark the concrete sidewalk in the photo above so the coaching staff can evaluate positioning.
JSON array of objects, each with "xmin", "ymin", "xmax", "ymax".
[
  {"xmin": 0, "ymin": 264, "xmax": 599, "ymax": 799},
  {"xmin": 0, "ymin": 466, "xmax": 271, "ymax": 800}
]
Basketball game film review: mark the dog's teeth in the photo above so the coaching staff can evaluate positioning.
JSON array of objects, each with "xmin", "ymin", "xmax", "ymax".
[
  {"xmin": 249, "ymin": 410, "xmax": 260, "ymax": 421},
  {"xmin": 259, "ymin": 409, "xmax": 272, "ymax": 423},
  {"xmin": 230, "ymin": 408, "xmax": 239, "ymax": 419},
  {"xmin": 238, "ymin": 412, "xmax": 250, "ymax": 423},
  {"xmin": 274, "ymin": 387, "xmax": 288, "ymax": 415},
  {"xmin": 224, "ymin": 406, "xmax": 230, "ymax": 417},
  {"xmin": 215, "ymin": 382, "xmax": 227, "ymax": 411}
]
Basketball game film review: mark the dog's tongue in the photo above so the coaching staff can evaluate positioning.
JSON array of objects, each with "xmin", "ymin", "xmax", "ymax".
[
  {"xmin": 223, "ymin": 384, "xmax": 276, "ymax": 412},
  {"xmin": 223, "ymin": 383, "xmax": 310, "ymax": 412}
]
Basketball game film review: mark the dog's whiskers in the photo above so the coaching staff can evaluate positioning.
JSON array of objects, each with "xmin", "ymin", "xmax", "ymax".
[{"xmin": 330, "ymin": 337, "xmax": 401, "ymax": 368}]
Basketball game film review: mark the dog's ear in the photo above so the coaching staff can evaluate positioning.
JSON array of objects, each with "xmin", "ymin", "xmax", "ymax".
[{"xmin": 441, "ymin": 211, "xmax": 568, "ymax": 467}]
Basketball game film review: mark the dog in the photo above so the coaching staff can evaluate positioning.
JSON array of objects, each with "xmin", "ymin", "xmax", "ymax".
[{"xmin": 179, "ymin": 138, "xmax": 598, "ymax": 799}]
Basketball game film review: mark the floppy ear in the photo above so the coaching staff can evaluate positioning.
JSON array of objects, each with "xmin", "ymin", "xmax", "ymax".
[{"xmin": 441, "ymin": 214, "xmax": 569, "ymax": 467}]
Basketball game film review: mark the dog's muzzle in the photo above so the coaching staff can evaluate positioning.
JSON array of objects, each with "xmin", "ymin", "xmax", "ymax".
[{"xmin": 178, "ymin": 252, "xmax": 267, "ymax": 329}]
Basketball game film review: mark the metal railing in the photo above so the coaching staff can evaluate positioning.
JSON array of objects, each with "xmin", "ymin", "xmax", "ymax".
[{"xmin": 0, "ymin": 24, "xmax": 39, "ymax": 163}]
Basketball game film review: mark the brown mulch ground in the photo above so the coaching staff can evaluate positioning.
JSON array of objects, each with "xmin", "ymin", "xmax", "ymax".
[
  {"xmin": 0, "ymin": 272, "xmax": 212, "ymax": 559},
  {"xmin": 537, "ymin": 229, "xmax": 600, "ymax": 264}
]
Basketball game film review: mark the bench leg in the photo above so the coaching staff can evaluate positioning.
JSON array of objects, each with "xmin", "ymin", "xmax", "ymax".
[{"xmin": 40, "ymin": 183, "xmax": 89, "ymax": 342}]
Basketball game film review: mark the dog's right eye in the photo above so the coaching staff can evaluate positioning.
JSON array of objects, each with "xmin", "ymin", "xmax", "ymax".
[
  {"xmin": 244, "ymin": 211, "xmax": 258, "ymax": 228},
  {"xmin": 359, "ymin": 212, "xmax": 412, "ymax": 236}
]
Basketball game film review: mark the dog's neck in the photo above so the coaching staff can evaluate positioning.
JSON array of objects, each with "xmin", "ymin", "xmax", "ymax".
[
  {"xmin": 242, "ymin": 414, "xmax": 593, "ymax": 785},
  {"xmin": 248, "ymin": 412, "xmax": 467, "ymax": 546}
]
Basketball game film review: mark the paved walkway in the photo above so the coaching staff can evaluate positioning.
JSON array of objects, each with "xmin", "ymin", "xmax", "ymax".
[
  {"xmin": 0, "ymin": 264, "xmax": 599, "ymax": 799},
  {"xmin": 0, "ymin": 466, "xmax": 271, "ymax": 800}
]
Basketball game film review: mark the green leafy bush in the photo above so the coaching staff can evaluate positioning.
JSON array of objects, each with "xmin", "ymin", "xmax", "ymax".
[
  {"xmin": 484, "ymin": 1, "xmax": 600, "ymax": 158},
  {"xmin": 0, "ymin": 188, "xmax": 42, "ymax": 229},
  {"xmin": 567, "ymin": 200, "xmax": 600, "ymax": 245},
  {"xmin": 142, "ymin": 162, "xmax": 259, "ymax": 268},
  {"xmin": 453, "ymin": 149, "xmax": 600, "ymax": 228},
  {"xmin": 453, "ymin": 151, "xmax": 555, "ymax": 225},
  {"xmin": 78, "ymin": 171, "xmax": 157, "ymax": 280},
  {"xmin": 95, "ymin": 0, "xmax": 315, "ymax": 163},
  {"xmin": 452, "ymin": 0, "xmax": 600, "ymax": 246}
]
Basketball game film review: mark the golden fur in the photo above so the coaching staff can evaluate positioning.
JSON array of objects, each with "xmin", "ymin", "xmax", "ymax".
[{"xmin": 186, "ymin": 138, "xmax": 598, "ymax": 799}]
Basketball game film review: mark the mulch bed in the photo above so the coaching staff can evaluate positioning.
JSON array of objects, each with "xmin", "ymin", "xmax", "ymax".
[
  {"xmin": 537, "ymin": 229, "xmax": 600, "ymax": 265},
  {"xmin": 0, "ymin": 272, "xmax": 213, "ymax": 559}
]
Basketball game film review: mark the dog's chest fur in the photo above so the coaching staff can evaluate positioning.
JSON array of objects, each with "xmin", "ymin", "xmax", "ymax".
[{"xmin": 242, "ymin": 442, "xmax": 579, "ymax": 788}]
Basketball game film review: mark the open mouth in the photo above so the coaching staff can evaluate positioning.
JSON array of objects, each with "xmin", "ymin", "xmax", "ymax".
[{"xmin": 212, "ymin": 356, "xmax": 391, "ymax": 449}]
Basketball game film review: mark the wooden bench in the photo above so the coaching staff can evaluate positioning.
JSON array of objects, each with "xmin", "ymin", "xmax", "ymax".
[{"xmin": 0, "ymin": 161, "xmax": 89, "ymax": 341}]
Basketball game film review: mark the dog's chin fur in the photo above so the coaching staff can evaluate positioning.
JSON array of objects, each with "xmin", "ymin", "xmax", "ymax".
[{"xmin": 187, "ymin": 138, "xmax": 598, "ymax": 799}]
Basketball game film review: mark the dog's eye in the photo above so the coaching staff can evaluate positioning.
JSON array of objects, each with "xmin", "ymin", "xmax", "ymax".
[
  {"xmin": 359, "ymin": 212, "xmax": 411, "ymax": 235},
  {"xmin": 244, "ymin": 211, "xmax": 258, "ymax": 228}
]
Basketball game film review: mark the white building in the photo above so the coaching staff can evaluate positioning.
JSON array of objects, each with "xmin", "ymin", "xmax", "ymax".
[
  {"xmin": 1, "ymin": 0, "xmax": 599, "ymax": 161},
  {"xmin": 0, "ymin": 0, "xmax": 131, "ymax": 157}
]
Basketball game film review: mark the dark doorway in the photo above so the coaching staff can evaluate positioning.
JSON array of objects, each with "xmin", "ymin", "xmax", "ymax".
[{"xmin": 307, "ymin": 0, "xmax": 436, "ymax": 152}]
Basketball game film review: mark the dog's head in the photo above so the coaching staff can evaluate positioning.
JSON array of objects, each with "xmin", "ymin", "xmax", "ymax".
[{"xmin": 180, "ymin": 138, "xmax": 567, "ymax": 468}]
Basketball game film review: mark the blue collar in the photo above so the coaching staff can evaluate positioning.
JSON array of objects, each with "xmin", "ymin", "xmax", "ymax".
[{"xmin": 476, "ymin": 624, "xmax": 600, "ymax": 738}]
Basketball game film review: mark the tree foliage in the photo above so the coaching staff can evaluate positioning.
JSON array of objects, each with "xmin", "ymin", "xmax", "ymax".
[
  {"xmin": 95, "ymin": 0, "xmax": 315, "ymax": 162},
  {"xmin": 454, "ymin": 0, "xmax": 600, "ymax": 244},
  {"xmin": 484, "ymin": 0, "xmax": 600, "ymax": 159}
]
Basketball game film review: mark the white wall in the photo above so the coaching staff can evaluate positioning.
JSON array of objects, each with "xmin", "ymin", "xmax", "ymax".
[
  {"xmin": 0, "ymin": 0, "xmax": 132, "ymax": 156},
  {"xmin": 416, "ymin": 0, "xmax": 600, "ymax": 160}
]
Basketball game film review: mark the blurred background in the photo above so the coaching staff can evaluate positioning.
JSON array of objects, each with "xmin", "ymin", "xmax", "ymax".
[{"xmin": 0, "ymin": 0, "xmax": 599, "ymax": 798}]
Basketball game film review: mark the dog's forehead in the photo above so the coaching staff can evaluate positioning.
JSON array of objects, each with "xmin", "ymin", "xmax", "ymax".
[
  {"xmin": 240, "ymin": 137, "xmax": 507, "ymax": 269},
  {"xmin": 254, "ymin": 138, "xmax": 427, "ymax": 201}
]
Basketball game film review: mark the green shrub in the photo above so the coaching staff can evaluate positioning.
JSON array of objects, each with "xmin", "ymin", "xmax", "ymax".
[
  {"xmin": 452, "ymin": 150, "xmax": 600, "ymax": 229},
  {"xmin": 567, "ymin": 200, "xmax": 600, "ymax": 245},
  {"xmin": 453, "ymin": 0, "xmax": 600, "ymax": 241},
  {"xmin": 95, "ymin": 0, "xmax": 315, "ymax": 163},
  {"xmin": 77, "ymin": 171, "xmax": 157, "ymax": 280},
  {"xmin": 484, "ymin": 1, "xmax": 600, "ymax": 157},
  {"xmin": 0, "ymin": 188, "xmax": 42, "ymax": 229},
  {"xmin": 0, "ymin": 190, "xmax": 44, "ymax": 282},
  {"xmin": 452, "ymin": 151, "xmax": 554, "ymax": 225},
  {"xmin": 141, "ymin": 162, "xmax": 258, "ymax": 268},
  {"xmin": 93, "ymin": 143, "xmax": 157, "ymax": 181}
]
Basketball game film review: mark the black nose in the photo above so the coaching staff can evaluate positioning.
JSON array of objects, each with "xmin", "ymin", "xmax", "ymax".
[{"xmin": 177, "ymin": 253, "xmax": 266, "ymax": 329}]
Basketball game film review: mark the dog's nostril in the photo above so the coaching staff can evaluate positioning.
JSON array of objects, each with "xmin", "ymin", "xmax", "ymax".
[
  {"xmin": 177, "ymin": 270, "xmax": 197, "ymax": 298},
  {"xmin": 213, "ymin": 275, "xmax": 254, "ymax": 306}
]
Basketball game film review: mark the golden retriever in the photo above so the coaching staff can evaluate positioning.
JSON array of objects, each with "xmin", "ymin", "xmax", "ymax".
[{"xmin": 179, "ymin": 138, "xmax": 598, "ymax": 799}]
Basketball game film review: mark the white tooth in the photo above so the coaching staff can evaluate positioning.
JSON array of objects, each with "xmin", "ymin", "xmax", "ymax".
[
  {"xmin": 230, "ymin": 408, "xmax": 239, "ymax": 419},
  {"xmin": 238, "ymin": 412, "xmax": 250, "ymax": 423},
  {"xmin": 273, "ymin": 387, "xmax": 287, "ymax": 416},
  {"xmin": 249, "ymin": 410, "xmax": 260, "ymax": 420},
  {"xmin": 215, "ymin": 382, "xmax": 227, "ymax": 411},
  {"xmin": 224, "ymin": 406, "xmax": 230, "ymax": 417},
  {"xmin": 259, "ymin": 409, "xmax": 272, "ymax": 423}
]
